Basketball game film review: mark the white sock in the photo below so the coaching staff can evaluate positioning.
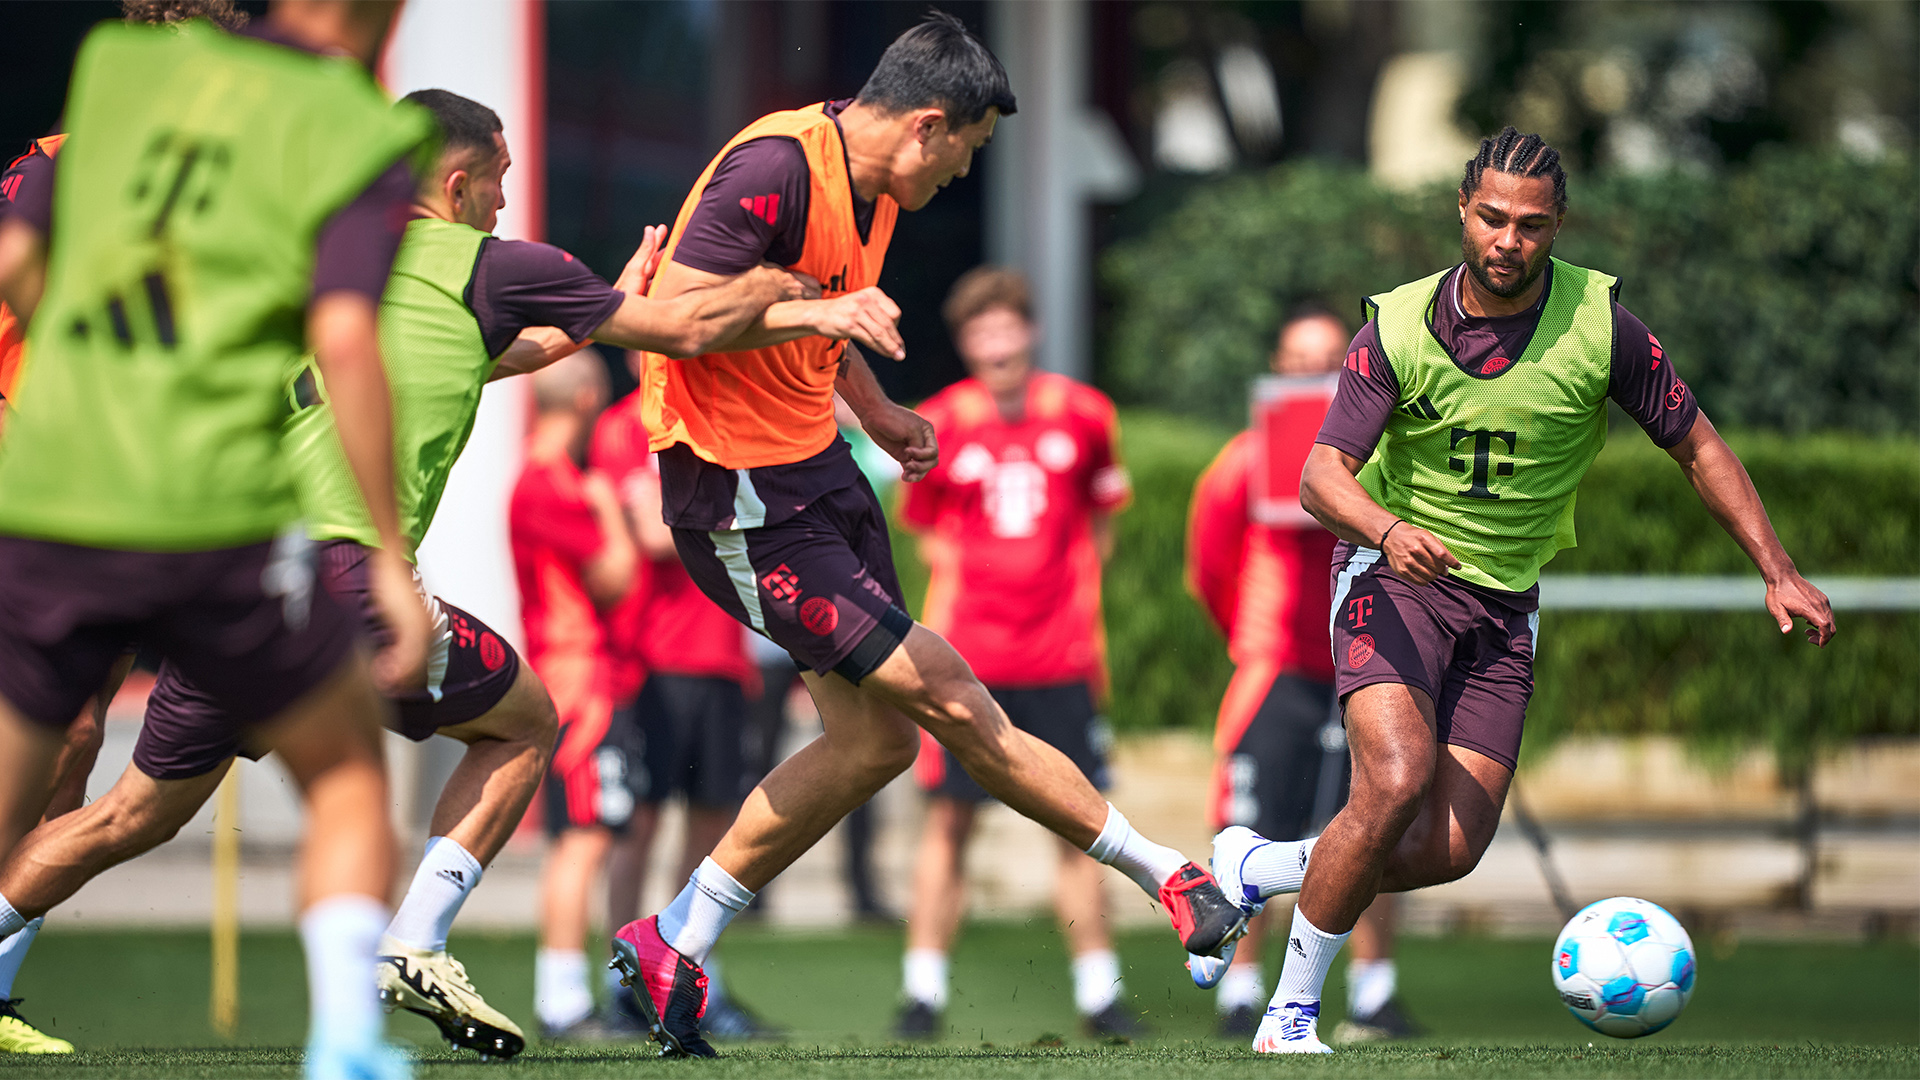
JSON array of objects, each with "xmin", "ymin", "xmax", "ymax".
[
  {"xmin": 656, "ymin": 857, "xmax": 753, "ymax": 965},
  {"xmin": 0, "ymin": 896, "xmax": 25, "ymax": 940},
  {"xmin": 385, "ymin": 836, "xmax": 483, "ymax": 952},
  {"xmin": 1244, "ymin": 836, "xmax": 1317, "ymax": 899},
  {"xmin": 1348, "ymin": 958, "xmax": 1397, "ymax": 1018},
  {"xmin": 1071, "ymin": 949, "xmax": 1123, "ymax": 1015},
  {"xmin": 1273, "ymin": 905, "xmax": 1350, "ymax": 1006},
  {"xmin": 902, "ymin": 948, "xmax": 949, "ymax": 1010},
  {"xmin": 1216, "ymin": 962, "xmax": 1264, "ymax": 1011},
  {"xmin": 1083, "ymin": 805, "xmax": 1189, "ymax": 898},
  {"xmin": 535, "ymin": 948, "xmax": 593, "ymax": 1031},
  {"xmin": 0, "ymin": 918, "xmax": 42, "ymax": 1000},
  {"xmin": 299, "ymin": 894, "xmax": 389, "ymax": 1047}
]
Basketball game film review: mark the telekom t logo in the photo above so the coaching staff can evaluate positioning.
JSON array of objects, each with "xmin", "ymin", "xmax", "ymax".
[
  {"xmin": 1448, "ymin": 427, "xmax": 1518, "ymax": 500},
  {"xmin": 1347, "ymin": 596, "xmax": 1372, "ymax": 628}
]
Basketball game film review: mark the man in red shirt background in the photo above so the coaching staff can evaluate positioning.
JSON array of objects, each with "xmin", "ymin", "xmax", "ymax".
[
  {"xmin": 895, "ymin": 268, "xmax": 1139, "ymax": 1038},
  {"xmin": 508, "ymin": 353, "xmax": 639, "ymax": 1038},
  {"xmin": 591, "ymin": 354, "xmax": 776, "ymax": 1040},
  {"xmin": 1187, "ymin": 307, "xmax": 1420, "ymax": 1042}
]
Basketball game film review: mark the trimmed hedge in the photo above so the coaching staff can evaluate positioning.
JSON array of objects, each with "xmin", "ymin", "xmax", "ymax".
[
  {"xmin": 1103, "ymin": 150, "xmax": 1920, "ymax": 434},
  {"xmin": 888, "ymin": 413, "xmax": 1918, "ymax": 768}
]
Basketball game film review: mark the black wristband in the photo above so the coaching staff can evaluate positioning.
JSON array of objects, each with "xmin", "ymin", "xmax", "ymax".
[{"xmin": 1379, "ymin": 519, "xmax": 1404, "ymax": 548}]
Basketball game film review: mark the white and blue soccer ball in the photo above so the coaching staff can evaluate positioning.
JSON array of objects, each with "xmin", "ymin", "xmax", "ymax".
[{"xmin": 1550, "ymin": 896, "xmax": 1696, "ymax": 1038}]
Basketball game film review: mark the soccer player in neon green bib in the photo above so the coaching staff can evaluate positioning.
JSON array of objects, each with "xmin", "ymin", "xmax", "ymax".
[
  {"xmin": 1204, "ymin": 128, "xmax": 1836, "ymax": 1053},
  {"xmin": 0, "ymin": 3, "xmax": 434, "ymax": 1075}
]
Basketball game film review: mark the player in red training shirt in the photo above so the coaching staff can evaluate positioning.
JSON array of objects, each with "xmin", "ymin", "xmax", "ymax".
[
  {"xmin": 1187, "ymin": 307, "xmax": 1421, "ymax": 1041},
  {"xmin": 589, "ymin": 358, "xmax": 777, "ymax": 1040},
  {"xmin": 508, "ymin": 354, "xmax": 639, "ymax": 1039},
  {"xmin": 894, "ymin": 268, "xmax": 1138, "ymax": 1038}
]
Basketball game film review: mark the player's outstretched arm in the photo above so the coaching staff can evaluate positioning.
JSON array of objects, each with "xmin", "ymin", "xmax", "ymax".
[
  {"xmin": 591, "ymin": 262, "xmax": 807, "ymax": 358},
  {"xmin": 1300, "ymin": 442, "xmax": 1460, "ymax": 586},
  {"xmin": 1664, "ymin": 411, "xmax": 1835, "ymax": 646},
  {"xmin": 644, "ymin": 258, "xmax": 906, "ymax": 360},
  {"xmin": 309, "ymin": 292, "xmax": 432, "ymax": 691},
  {"xmin": 0, "ymin": 217, "xmax": 46, "ymax": 323},
  {"xmin": 835, "ymin": 343, "xmax": 937, "ymax": 482}
]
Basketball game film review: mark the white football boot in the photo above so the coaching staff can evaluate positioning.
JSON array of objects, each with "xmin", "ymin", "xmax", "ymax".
[
  {"xmin": 376, "ymin": 938, "xmax": 525, "ymax": 1060},
  {"xmin": 1252, "ymin": 999, "xmax": 1334, "ymax": 1054},
  {"xmin": 1210, "ymin": 826, "xmax": 1273, "ymax": 917}
]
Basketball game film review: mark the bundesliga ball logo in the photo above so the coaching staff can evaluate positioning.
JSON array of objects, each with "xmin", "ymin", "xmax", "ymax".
[{"xmin": 1550, "ymin": 897, "xmax": 1697, "ymax": 1038}]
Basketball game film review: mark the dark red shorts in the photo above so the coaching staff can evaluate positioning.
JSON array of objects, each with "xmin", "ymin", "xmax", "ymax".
[
  {"xmin": 0, "ymin": 534, "xmax": 354, "ymax": 731},
  {"xmin": 1329, "ymin": 541, "xmax": 1538, "ymax": 772},
  {"xmin": 136, "ymin": 539, "xmax": 522, "ymax": 781},
  {"xmin": 673, "ymin": 480, "xmax": 911, "ymax": 683}
]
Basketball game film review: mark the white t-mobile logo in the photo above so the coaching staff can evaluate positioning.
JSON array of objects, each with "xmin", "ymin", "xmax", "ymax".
[{"xmin": 983, "ymin": 457, "xmax": 1048, "ymax": 538}]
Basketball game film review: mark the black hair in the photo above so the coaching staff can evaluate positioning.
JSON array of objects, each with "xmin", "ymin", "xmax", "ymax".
[
  {"xmin": 1460, "ymin": 125, "xmax": 1567, "ymax": 212},
  {"xmin": 122, "ymin": 0, "xmax": 247, "ymax": 29},
  {"xmin": 855, "ymin": 10, "xmax": 1017, "ymax": 127},
  {"xmin": 400, "ymin": 89, "xmax": 504, "ymax": 161}
]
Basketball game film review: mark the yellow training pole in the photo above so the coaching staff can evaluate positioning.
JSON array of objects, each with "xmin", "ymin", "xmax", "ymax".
[{"xmin": 209, "ymin": 764, "xmax": 241, "ymax": 1037}]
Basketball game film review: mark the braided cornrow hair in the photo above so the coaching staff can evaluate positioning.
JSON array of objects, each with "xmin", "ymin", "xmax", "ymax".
[{"xmin": 1460, "ymin": 126, "xmax": 1568, "ymax": 212}]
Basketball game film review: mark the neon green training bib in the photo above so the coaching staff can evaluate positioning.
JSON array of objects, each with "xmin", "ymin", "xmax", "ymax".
[
  {"xmin": 0, "ymin": 21, "xmax": 429, "ymax": 550},
  {"xmin": 1357, "ymin": 258, "xmax": 1618, "ymax": 592},
  {"xmin": 285, "ymin": 218, "xmax": 495, "ymax": 561}
]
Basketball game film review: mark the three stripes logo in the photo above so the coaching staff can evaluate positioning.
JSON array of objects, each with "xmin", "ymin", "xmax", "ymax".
[
  {"xmin": 739, "ymin": 193, "xmax": 780, "ymax": 225},
  {"xmin": 437, "ymin": 868, "xmax": 466, "ymax": 888},
  {"xmin": 1400, "ymin": 395, "xmax": 1441, "ymax": 421}
]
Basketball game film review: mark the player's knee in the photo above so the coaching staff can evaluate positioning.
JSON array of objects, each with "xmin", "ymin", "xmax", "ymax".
[
  {"xmin": 1355, "ymin": 753, "xmax": 1431, "ymax": 819},
  {"xmin": 865, "ymin": 715, "xmax": 920, "ymax": 780}
]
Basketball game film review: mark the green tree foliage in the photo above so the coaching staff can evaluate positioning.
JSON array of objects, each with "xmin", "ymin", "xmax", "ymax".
[{"xmin": 1103, "ymin": 151, "xmax": 1918, "ymax": 433}]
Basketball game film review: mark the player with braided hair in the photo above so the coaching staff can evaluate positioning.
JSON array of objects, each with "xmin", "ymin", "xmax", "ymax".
[{"xmin": 1208, "ymin": 126, "xmax": 1833, "ymax": 1053}]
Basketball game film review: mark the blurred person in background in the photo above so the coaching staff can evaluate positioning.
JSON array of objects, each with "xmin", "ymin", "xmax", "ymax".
[
  {"xmin": 510, "ymin": 353, "xmax": 638, "ymax": 1041},
  {"xmin": 1214, "ymin": 127, "xmax": 1833, "ymax": 1054},
  {"xmin": 610, "ymin": 13, "xmax": 1244, "ymax": 1058},
  {"xmin": 894, "ymin": 267, "xmax": 1139, "ymax": 1040},
  {"xmin": 591, "ymin": 353, "xmax": 782, "ymax": 1041},
  {"xmin": 1187, "ymin": 306, "xmax": 1421, "ymax": 1042},
  {"xmin": 0, "ymin": 2, "xmax": 434, "ymax": 1074}
]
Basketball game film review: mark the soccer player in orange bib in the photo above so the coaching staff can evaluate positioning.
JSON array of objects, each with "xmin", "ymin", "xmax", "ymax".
[
  {"xmin": 607, "ymin": 14, "xmax": 1244, "ymax": 1057},
  {"xmin": 894, "ymin": 268, "xmax": 1140, "ymax": 1038}
]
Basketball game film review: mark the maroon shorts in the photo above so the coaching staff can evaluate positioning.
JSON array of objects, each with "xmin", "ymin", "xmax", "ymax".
[
  {"xmin": 0, "ymin": 534, "xmax": 354, "ymax": 731},
  {"xmin": 1328, "ymin": 541, "xmax": 1538, "ymax": 771},
  {"xmin": 673, "ymin": 480, "xmax": 911, "ymax": 684},
  {"xmin": 136, "ymin": 539, "xmax": 522, "ymax": 780}
]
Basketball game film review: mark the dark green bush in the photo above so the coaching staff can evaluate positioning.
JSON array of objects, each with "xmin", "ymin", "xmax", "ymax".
[
  {"xmin": 1103, "ymin": 150, "xmax": 1919, "ymax": 434},
  {"xmin": 891, "ymin": 414, "xmax": 1919, "ymax": 767}
]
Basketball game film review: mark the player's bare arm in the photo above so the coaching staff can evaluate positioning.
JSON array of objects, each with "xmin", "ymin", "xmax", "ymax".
[
  {"xmin": 0, "ymin": 217, "xmax": 46, "ymax": 323},
  {"xmin": 1664, "ymin": 411, "xmax": 1835, "ymax": 646},
  {"xmin": 593, "ymin": 262, "xmax": 806, "ymax": 359},
  {"xmin": 1300, "ymin": 443, "xmax": 1460, "ymax": 586},
  {"xmin": 648, "ymin": 257, "xmax": 907, "ymax": 360},
  {"xmin": 308, "ymin": 291, "xmax": 432, "ymax": 692},
  {"xmin": 835, "ymin": 343, "xmax": 937, "ymax": 481},
  {"xmin": 579, "ymin": 469, "xmax": 638, "ymax": 610}
]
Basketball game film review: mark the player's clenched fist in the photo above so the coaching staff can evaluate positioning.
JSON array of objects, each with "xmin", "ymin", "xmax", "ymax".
[
  {"xmin": 1382, "ymin": 521, "xmax": 1461, "ymax": 586},
  {"xmin": 861, "ymin": 402, "xmax": 939, "ymax": 483},
  {"xmin": 367, "ymin": 547, "xmax": 432, "ymax": 695},
  {"xmin": 812, "ymin": 286, "xmax": 905, "ymax": 361}
]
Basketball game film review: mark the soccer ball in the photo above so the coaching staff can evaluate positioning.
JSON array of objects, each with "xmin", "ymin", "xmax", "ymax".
[{"xmin": 1550, "ymin": 896, "xmax": 1696, "ymax": 1038}]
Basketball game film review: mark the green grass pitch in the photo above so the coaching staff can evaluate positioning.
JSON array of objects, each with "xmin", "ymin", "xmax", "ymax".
[{"xmin": 0, "ymin": 923, "xmax": 1910, "ymax": 1077}]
